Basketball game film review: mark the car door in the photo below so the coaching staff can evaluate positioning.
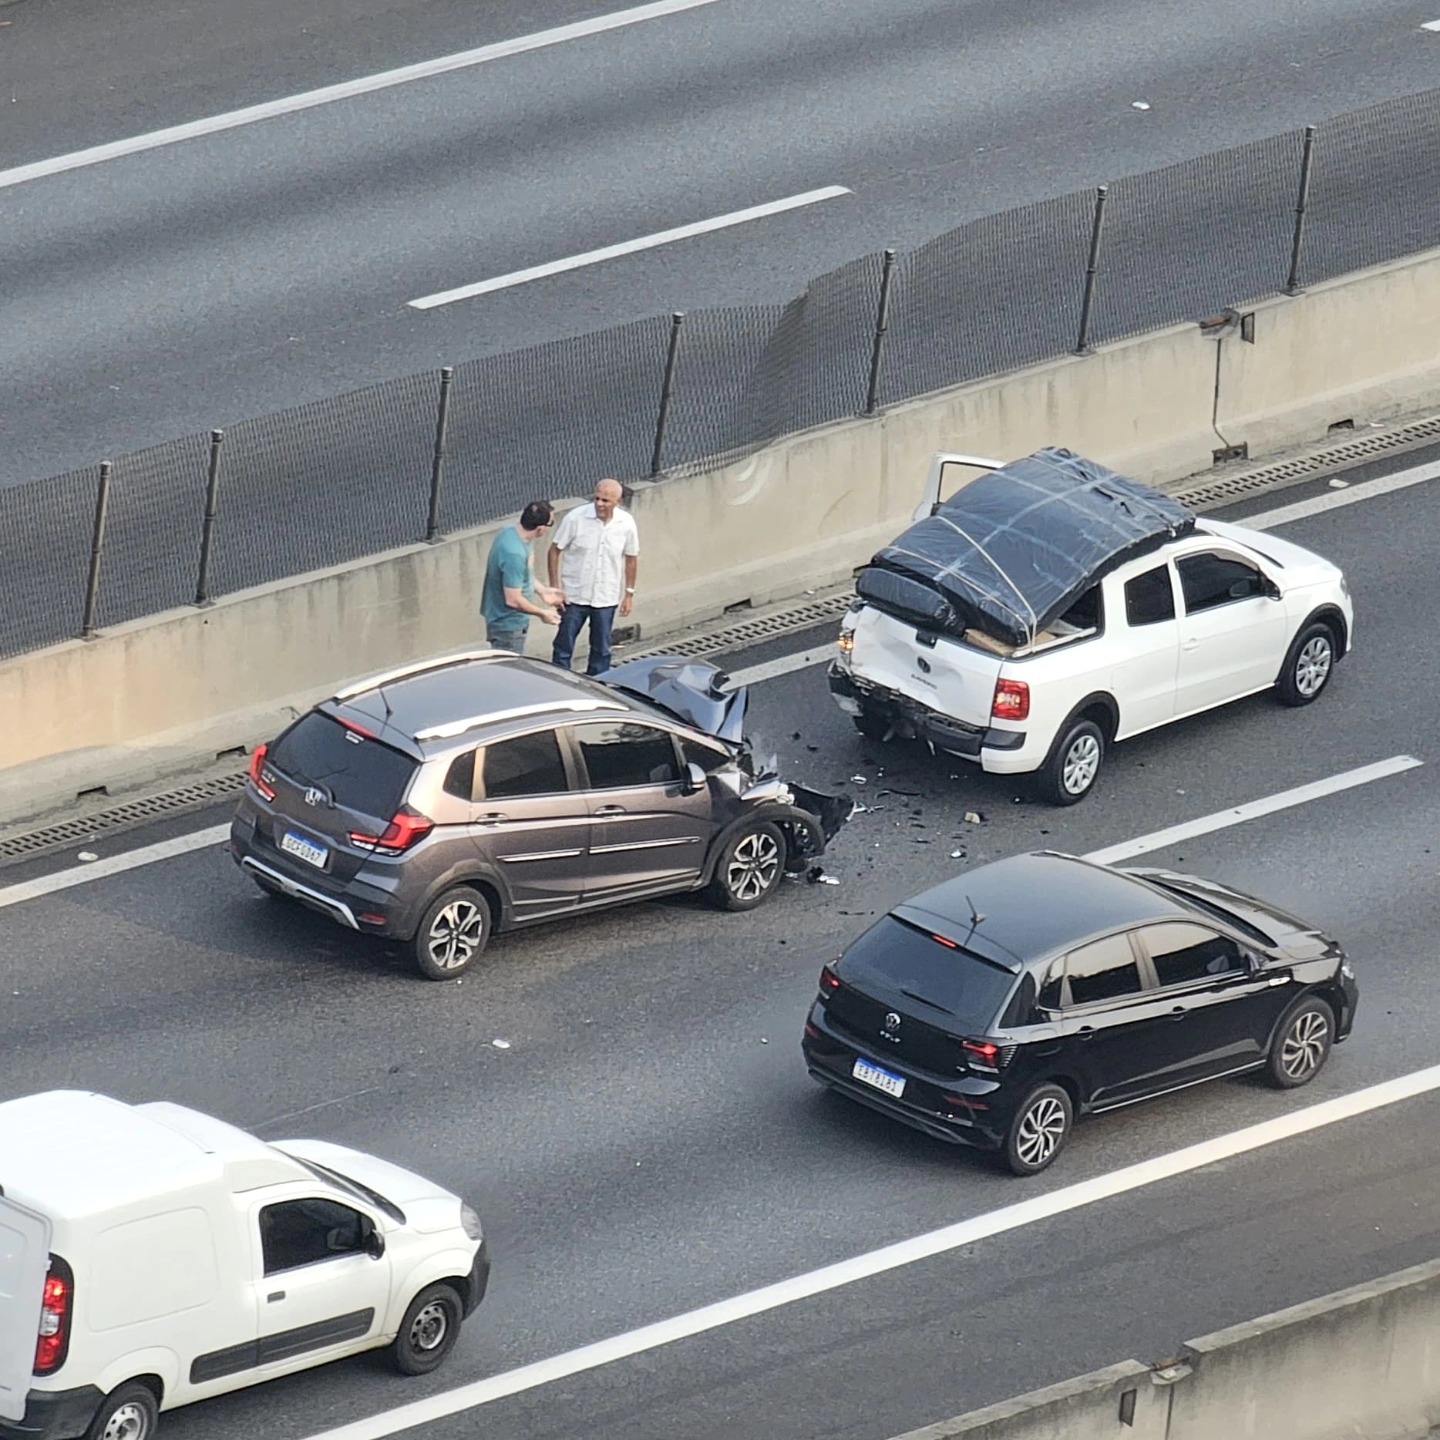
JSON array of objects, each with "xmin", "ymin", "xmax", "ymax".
[
  {"xmin": 249, "ymin": 1195, "xmax": 390, "ymax": 1380},
  {"xmin": 1134, "ymin": 921, "xmax": 1291, "ymax": 1079},
  {"xmin": 466, "ymin": 730, "xmax": 592, "ymax": 919},
  {"xmin": 1108, "ymin": 563, "xmax": 1180, "ymax": 737},
  {"xmin": 566, "ymin": 720, "xmax": 713, "ymax": 900},
  {"xmin": 1173, "ymin": 550, "xmax": 1288, "ymax": 714}
]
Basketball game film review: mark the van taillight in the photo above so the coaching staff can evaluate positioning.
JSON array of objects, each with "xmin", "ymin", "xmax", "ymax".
[
  {"xmin": 349, "ymin": 806, "xmax": 433, "ymax": 856},
  {"xmin": 819, "ymin": 965, "xmax": 842, "ymax": 993},
  {"xmin": 963, "ymin": 1040, "xmax": 1001, "ymax": 1072},
  {"xmin": 34, "ymin": 1258, "xmax": 74, "ymax": 1375},
  {"xmin": 248, "ymin": 743, "xmax": 277, "ymax": 802},
  {"xmin": 991, "ymin": 679, "xmax": 1029, "ymax": 721}
]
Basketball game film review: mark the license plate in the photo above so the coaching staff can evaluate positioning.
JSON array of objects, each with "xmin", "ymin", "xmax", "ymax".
[
  {"xmin": 280, "ymin": 831, "xmax": 329, "ymax": 869},
  {"xmin": 852, "ymin": 1056, "xmax": 906, "ymax": 1098}
]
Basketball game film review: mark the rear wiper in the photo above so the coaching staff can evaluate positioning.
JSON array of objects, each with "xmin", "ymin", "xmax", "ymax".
[{"xmin": 900, "ymin": 987, "xmax": 954, "ymax": 1016}]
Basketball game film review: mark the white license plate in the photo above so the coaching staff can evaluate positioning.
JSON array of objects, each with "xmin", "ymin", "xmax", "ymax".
[
  {"xmin": 280, "ymin": 831, "xmax": 329, "ymax": 869},
  {"xmin": 852, "ymin": 1056, "xmax": 906, "ymax": 1098}
]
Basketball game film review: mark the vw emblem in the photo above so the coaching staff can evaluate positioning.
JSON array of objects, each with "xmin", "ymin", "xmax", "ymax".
[
  {"xmin": 303, "ymin": 786, "xmax": 327, "ymax": 808},
  {"xmin": 880, "ymin": 1011, "xmax": 902, "ymax": 1043},
  {"xmin": 916, "ymin": 656, "xmax": 932, "ymax": 674}
]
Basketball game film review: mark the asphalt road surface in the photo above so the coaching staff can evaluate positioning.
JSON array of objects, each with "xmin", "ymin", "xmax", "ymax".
[
  {"xmin": 1, "ymin": 0, "xmax": 1437, "ymax": 488},
  {"xmin": 0, "ymin": 455, "xmax": 1435, "ymax": 1440}
]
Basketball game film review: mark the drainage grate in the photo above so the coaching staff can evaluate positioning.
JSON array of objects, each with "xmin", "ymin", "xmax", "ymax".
[
  {"xmin": 627, "ymin": 591, "xmax": 856, "ymax": 662},
  {"xmin": 0, "ymin": 772, "xmax": 246, "ymax": 863},
  {"xmin": 1176, "ymin": 413, "xmax": 1440, "ymax": 510}
]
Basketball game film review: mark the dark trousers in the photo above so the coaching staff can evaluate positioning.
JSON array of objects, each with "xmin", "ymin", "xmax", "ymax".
[{"xmin": 552, "ymin": 603, "xmax": 618, "ymax": 676}]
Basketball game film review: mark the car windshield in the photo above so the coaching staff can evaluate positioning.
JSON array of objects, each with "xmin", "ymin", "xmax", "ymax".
[
  {"xmin": 284, "ymin": 1152, "xmax": 407, "ymax": 1224},
  {"xmin": 1146, "ymin": 878, "xmax": 1279, "ymax": 949},
  {"xmin": 269, "ymin": 712, "xmax": 416, "ymax": 816},
  {"xmin": 840, "ymin": 916, "xmax": 1016, "ymax": 1030}
]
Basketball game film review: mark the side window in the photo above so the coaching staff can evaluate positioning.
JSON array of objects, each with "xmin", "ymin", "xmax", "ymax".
[
  {"xmin": 1125, "ymin": 565, "xmax": 1176, "ymax": 627},
  {"xmin": 572, "ymin": 722, "xmax": 681, "ymax": 789},
  {"xmin": 443, "ymin": 749, "xmax": 476, "ymax": 801},
  {"xmin": 1064, "ymin": 934, "xmax": 1143, "ymax": 1007},
  {"xmin": 1141, "ymin": 923, "xmax": 1243, "ymax": 987},
  {"xmin": 1036, "ymin": 958, "xmax": 1066, "ymax": 1012},
  {"xmin": 481, "ymin": 730, "xmax": 568, "ymax": 800},
  {"xmin": 1176, "ymin": 553, "xmax": 1267, "ymax": 614},
  {"xmin": 1056, "ymin": 584, "xmax": 1102, "ymax": 633},
  {"xmin": 679, "ymin": 736, "xmax": 728, "ymax": 774},
  {"xmin": 260, "ymin": 1199, "xmax": 366, "ymax": 1275}
]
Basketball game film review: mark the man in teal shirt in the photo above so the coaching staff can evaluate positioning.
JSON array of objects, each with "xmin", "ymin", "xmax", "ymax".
[{"xmin": 481, "ymin": 500, "xmax": 565, "ymax": 652}]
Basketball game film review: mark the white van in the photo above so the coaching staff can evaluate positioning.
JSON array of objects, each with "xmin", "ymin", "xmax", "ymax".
[{"xmin": 0, "ymin": 1091, "xmax": 489, "ymax": 1440}]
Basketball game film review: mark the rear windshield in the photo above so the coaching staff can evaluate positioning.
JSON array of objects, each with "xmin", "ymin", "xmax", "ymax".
[
  {"xmin": 839, "ymin": 916, "xmax": 1016, "ymax": 1030},
  {"xmin": 269, "ymin": 712, "xmax": 416, "ymax": 816}
]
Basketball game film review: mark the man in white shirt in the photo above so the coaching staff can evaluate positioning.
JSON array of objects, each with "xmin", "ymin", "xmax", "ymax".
[{"xmin": 546, "ymin": 478, "xmax": 640, "ymax": 676}]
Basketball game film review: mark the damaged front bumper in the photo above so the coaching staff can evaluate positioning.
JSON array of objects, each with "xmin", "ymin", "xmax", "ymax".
[{"xmin": 740, "ymin": 774, "xmax": 854, "ymax": 869}]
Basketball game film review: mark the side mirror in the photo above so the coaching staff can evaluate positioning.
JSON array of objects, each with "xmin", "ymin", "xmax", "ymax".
[
  {"xmin": 358, "ymin": 1215, "xmax": 385, "ymax": 1260},
  {"xmin": 682, "ymin": 761, "xmax": 707, "ymax": 795}
]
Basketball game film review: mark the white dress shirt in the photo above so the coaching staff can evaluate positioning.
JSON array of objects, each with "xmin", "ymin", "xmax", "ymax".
[{"xmin": 553, "ymin": 503, "xmax": 640, "ymax": 607}]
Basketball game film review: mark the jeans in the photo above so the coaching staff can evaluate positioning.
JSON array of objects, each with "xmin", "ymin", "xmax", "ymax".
[
  {"xmin": 552, "ymin": 603, "xmax": 618, "ymax": 676},
  {"xmin": 485, "ymin": 623, "xmax": 528, "ymax": 654}
]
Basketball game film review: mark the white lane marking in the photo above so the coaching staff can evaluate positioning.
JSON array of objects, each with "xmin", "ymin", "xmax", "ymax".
[
  {"xmin": 1084, "ymin": 755, "xmax": 1422, "ymax": 866},
  {"xmin": 408, "ymin": 187, "xmax": 854, "ymax": 308},
  {"xmin": 727, "ymin": 646, "xmax": 833, "ymax": 687},
  {"xmin": 0, "ymin": 0, "xmax": 724, "ymax": 192},
  {"xmin": 1236, "ymin": 455, "xmax": 1440, "ymax": 531},
  {"xmin": 1421, "ymin": 18, "xmax": 1440, "ymax": 30},
  {"xmin": 302, "ymin": 1061, "xmax": 1440, "ymax": 1440},
  {"xmin": 0, "ymin": 825, "xmax": 229, "ymax": 911}
]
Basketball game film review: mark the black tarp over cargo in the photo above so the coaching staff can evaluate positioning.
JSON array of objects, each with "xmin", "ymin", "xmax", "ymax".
[{"xmin": 857, "ymin": 448, "xmax": 1194, "ymax": 649}]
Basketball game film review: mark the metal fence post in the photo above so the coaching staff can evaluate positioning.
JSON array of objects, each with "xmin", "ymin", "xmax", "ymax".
[
  {"xmin": 650, "ymin": 312, "xmax": 685, "ymax": 477},
  {"xmin": 1284, "ymin": 125, "xmax": 1318, "ymax": 297},
  {"xmin": 864, "ymin": 249, "xmax": 897, "ymax": 415},
  {"xmin": 425, "ymin": 366, "xmax": 455, "ymax": 543},
  {"xmin": 1074, "ymin": 186, "xmax": 1109, "ymax": 355},
  {"xmin": 81, "ymin": 462, "xmax": 113, "ymax": 639},
  {"xmin": 193, "ymin": 429, "xmax": 225, "ymax": 606}
]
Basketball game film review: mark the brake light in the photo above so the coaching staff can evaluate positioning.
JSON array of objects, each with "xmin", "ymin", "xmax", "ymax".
[
  {"xmin": 963, "ymin": 1039, "xmax": 1001, "ymax": 1072},
  {"xmin": 336, "ymin": 716, "xmax": 379, "ymax": 740},
  {"xmin": 819, "ymin": 965, "xmax": 842, "ymax": 993},
  {"xmin": 248, "ymin": 743, "xmax": 276, "ymax": 801},
  {"xmin": 34, "ymin": 1260, "xmax": 73, "ymax": 1375},
  {"xmin": 991, "ymin": 679, "xmax": 1029, "ymax": 721},
  {"xmin": 931, "ymin": 933, "xmax": 959, "ymax": 950},
  {"xmin": 349, "ymin": 806, "xmax": 433, "ymax": 856}
]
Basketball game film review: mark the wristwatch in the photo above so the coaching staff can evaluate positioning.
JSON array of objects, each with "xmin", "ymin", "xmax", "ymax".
[{"xmin": 625, "ymin": 587, "xmax": 636, "ymax": 594}]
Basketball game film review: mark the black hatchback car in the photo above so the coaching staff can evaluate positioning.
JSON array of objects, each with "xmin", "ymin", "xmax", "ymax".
[{"xmin": 802, "ymin": 852, "xmax": 1357, "ymax": 1174}]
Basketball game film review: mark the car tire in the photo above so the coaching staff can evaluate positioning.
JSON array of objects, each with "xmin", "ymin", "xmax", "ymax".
[
  {"xmin": 1266, "ymin": 996, "xmax": 1334, "ymax": 1089},
  {"xmin": 706, "ymin": 821, "xmax": 787, "ymax": 912},
  {"xmin": 1037, "ymin": 718, "xmax": 1105, "ymax": 806},
  {"xmin": 389, "ymin": 1282, "xmax": 463, "ymax": 1376},
  {"xmin": 852, "ymin": 709, "xmax": 891, "ymax": 742},
  {"xmin": 85, "ymin": 1382, "xmax": 159, "ymax": 1440},
  {"xmin": 1004, "ymin": 1083, "xmax": 1073, "ymax": 1176},
  {"xmin": 1276, "ymin": 621, "xmax": 1337, "ymax": 707},
  {"xmin": 411, "ymin": 887, "xmax": 491, "ymax": 981}
]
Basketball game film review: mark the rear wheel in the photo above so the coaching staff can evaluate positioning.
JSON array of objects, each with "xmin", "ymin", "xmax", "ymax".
[
  {"xmin": 1276, "ymin": 622, "xmax": 1336, "ymax": 707},
  {"xmin": 411, "ymin": 887, "xmax": 491, "ymax": 981},
  {"xmin": 706, "ymin": 821, "xmax": 786, "ymax": 912},
  {"xmin": 1038, "ymin": 718, "xmax": 1105, "ymax": 806},
  {"xmin": 1266, "ymin": 997, "xmax": 1334, "ymax": 1088},
  {"xmin": 389, "ymin": 1283, "xmax": 463, "ymax": 1375},
  {"xmin": 1004, "ymin": 1083, "xmax": 1073, "ymax": 1176},
  {"xmin": 86, "ymin": 1383, "xmax": 158, "ymax": 1440}
]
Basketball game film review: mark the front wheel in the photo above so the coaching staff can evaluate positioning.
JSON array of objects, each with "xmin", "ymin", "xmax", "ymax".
[
  {"xmin": 1037, "ymin": 718, "xmax": 1105, "ymax": 806},
  {"xmin": 706, "ymin": 821, "xmax": 786, "ymax": 912},
  {"xmin": 411, "ymin": 887, "xmax": 491, "ymax": 981},
  {"xmin": 85, "ymin": 1383, "xmax": 158, "ymax": 1440},
  {"xmin": 1267, "ymin": 997, "xmax": 1334, "ymax": 1088},
  {"xmin": 1276, "ymin": 622, "xmax": 1336, "ymax": 707},
  {"xmin": 389, "ymin": 1282, "xmax": 463, "ymax": 1376},
  {"xmin": 1004, "ymin": 1083, "xmax": 1073, "ymax": 1176}
]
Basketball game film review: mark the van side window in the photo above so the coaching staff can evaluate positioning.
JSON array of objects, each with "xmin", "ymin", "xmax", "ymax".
[{"xmin": 260, "ymin": 1198, "xmax": 367, "ymax": 1274}]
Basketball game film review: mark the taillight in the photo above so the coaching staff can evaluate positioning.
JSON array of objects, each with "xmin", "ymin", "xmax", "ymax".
[
  {"xmin": 248, "ymin": 743, "xmax": 276, "ymax": 802},
  {"xmin": 991, "ymin": 679, "xmax": 1029, "ymax": 721},
  {"xmin": 963, "ymin": 1039, "xmax": 1001, "ymax": 1072},
  {"xmin": 819, "ymin": 965, "xmax": 842, "ymax": 993},
  {"xmin": 34, "ymin": 1258, "xmax": 73, "ymax": 1375},
  {"xmin": 349, "ymin": 807, "xmax": 433, "ymax": 856}
]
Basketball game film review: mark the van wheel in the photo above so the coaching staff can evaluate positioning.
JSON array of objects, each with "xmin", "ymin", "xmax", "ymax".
[
  {"xmin": 707, "ymin": 821, "xmax": 786, "ymax": 911},
  {"xmin": 1038, "ymin": 718, "xmax": 1105, "ymax": 806},
  {"xmin": 411, "ymin": 887, "xmax": 491, "ymax": 981},
  {"xmin": 1276, "ymin": 622, "xmax": 1336, "ymax": 707},
  {"xmin": 390, "ymin": 1282, "xmax": 463, "ymax": 1375},
  {"xmin": 86, "ymin": 1383, "xmax": 158, "ymax": 1440}
]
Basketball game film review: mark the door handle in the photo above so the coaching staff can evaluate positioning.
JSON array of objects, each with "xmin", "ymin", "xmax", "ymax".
[
  {"xmin": 594, "ymin": 805, "xmax": 627, "ymax": 816},
  {"xmin": 1182, "ymin": 639, "xmax": 1200, "ymax": 651},
  {"xmin": 1169, "ymin": 1007, "xmax": 1187, "ymax": 1021},
  {"xmin": 474, "ymin": 812, "xmax": 506, "ymax": 823},
  {"xmin": 1077, "ymin": 1027, "xmax": 1095, "ymax": 1042},
  {"xmin": 267, "ymin": 1291, "xmax": 285, "ymax": 1303}
]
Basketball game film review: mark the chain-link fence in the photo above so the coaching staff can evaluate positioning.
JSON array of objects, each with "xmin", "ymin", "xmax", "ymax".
[{"xmin": 3, "ymin": 86, "xmax": 1438, "ymax": 662}]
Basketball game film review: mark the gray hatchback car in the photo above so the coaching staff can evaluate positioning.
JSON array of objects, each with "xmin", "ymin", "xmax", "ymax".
[{"xmin": 230, "ymin": 650, "xmax": 849, "ymax": 979}]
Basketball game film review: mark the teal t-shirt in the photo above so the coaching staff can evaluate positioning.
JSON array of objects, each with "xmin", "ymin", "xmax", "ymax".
[{"xmin": 481, "ymin": 526, "xmax": 535, "ymax": 630}]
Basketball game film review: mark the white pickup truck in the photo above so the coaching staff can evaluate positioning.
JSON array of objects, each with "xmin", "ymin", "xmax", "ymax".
[{"xmin": 828, "ymin": 448, "xmax": 1354, "ymax": 804}]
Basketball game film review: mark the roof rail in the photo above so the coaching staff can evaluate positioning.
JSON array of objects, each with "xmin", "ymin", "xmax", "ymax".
[
  {"xmin": 414, "ymin": 698, "xmax": 627, "ymax": 742},
  {"xmin": 332, "ymin": 650, "xmax": 507, "ymax": 702}
]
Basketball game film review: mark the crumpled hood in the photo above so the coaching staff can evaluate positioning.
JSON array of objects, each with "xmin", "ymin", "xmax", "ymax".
[
  {"xmin": 599, "ymin": 656, "xmax": 748, "ymax": 744},
  {"xmin": 277, "ymin": 1138, "xmax": 467, "ymax": 1234}
]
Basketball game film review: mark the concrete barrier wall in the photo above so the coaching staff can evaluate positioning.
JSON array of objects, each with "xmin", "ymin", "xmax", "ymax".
[
  {"xmin": 887, "ymin": 1257, "xmax": 1440, "ymax": 1440},
  {"xmin": 3, "ymin": 243, "xmax": 1440, "ymax": 808}
]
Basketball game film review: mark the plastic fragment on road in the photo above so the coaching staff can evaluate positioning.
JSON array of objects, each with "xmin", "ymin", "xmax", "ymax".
[
  {"xmin": 77, "ymin": 851, "xmax": 99, "ymax": 862},
  {"xmin": 491, "ymin": 1038, "xmax": 511, "ymax": 1050},
  {"xmin": 963, "ymin": 811, "xmax": 984, "ymax": 824}
]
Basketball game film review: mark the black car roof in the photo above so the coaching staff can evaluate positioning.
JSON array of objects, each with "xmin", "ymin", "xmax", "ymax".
[{"xmin": 892, "ymin": 852, "xmax": 1191, "ymax": 971}]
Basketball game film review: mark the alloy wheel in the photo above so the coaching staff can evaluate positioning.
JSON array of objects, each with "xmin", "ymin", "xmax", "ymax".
[
  {"xmin": 101, "ymin": 1404, "xmax": 151, "ymax": 1440},
  {"xmin": 426, "ymin": 899, "xmax": 485, "ymax": 972},
  {"xmin": 726, "ymin": 831, "xmax": 781, "ymax": 903},
  {"xmin": 1294, "ymin": 636, "xmax": 1332, "ymax": 697},
  {"xmin": 1280, "ymin": 1009, "xmax": 1330, "ymax": 1081},
  {"xmin": 1014, "ymin": 1095, "xmax": 1068, "ymax": 1169},
  {"xmin": 408, "ymin": 1298, "xmax": 451, "ymax": 1353},
  {"xmin": 1062, "ymin": 734, "xmax": 1101, "ymax": 795}
]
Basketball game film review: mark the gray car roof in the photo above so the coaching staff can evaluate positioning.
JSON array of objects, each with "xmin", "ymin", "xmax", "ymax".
[{"xmin": 892, "ymin": 852, "xmax": 1191, "ymax": 971}]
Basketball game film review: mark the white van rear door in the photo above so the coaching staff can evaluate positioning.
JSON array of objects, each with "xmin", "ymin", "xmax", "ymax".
[{"xmin": 0, "ymin": 1197, "xmax": 51, "ymax": 1422}]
